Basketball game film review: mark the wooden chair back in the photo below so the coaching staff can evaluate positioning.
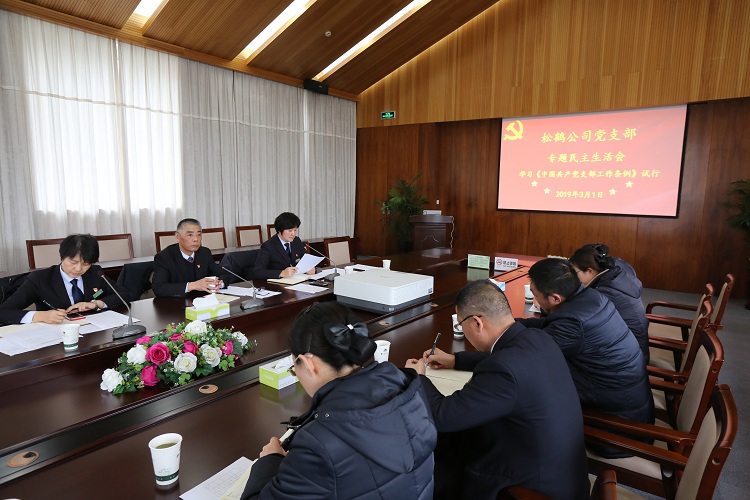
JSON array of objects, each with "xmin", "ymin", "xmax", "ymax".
[
  {"xmin": 26, "ymin": 238, "xmax": 64, "ymax": 269},
  {"xmin": 96, "ymin": 233, "xmax": 134, "ymax": 261},
  {"xmin": 236, "ymin": 225, "xmax": 263, "ymax": 246},
  {"xmin": 710, "ymin": 274, "xmax": 734, "ymax": 329},
  {"xmin": 154, "ymin": 231, "xmax": 176, "ymax": 253},
  {"xmin": 201, "ymin": 227, "xmax": 227, "ymax": 250},
  {"xmin": 674, "ymin": 384, "xmax": 737, "ymax": 500},
  {"xmin": 647, "ymin": 283, "xmax": 714, "ymax": 342},
  {"xmin": 672, "ymin": 325, "xmax": 724, "ymax": 434},
  {"xmin": 324, "ymin": 236, "xmax": 354, "ymax": 265},
  {"xmin": 266, "ymin": 224, "xmax": 276, "ymax": 241},
  {"xmin": 678, "ymin": 298, "xmax": 713, "ymax": 373}
]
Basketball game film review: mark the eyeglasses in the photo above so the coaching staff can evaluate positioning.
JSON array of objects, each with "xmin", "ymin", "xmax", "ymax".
[
  {"xmin": 288, "ymin": 355, "xmax": 303, "ymax": 377},
  {"xmin": 457, "ymin": 314, "xmax": 482, "ymax": 328}
]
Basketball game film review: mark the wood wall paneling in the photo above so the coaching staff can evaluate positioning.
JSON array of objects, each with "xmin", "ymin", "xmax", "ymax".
[
  {"xmin": 355, "ymin": 99, "xmax": 750, "ymax": 296},
  {"xmin": 357, "ymin": 0, "xmax": 750, "ymax": 128},
  {"xmin": 697, "ymin": 100, "xmax": 750, "ymax": 293}
]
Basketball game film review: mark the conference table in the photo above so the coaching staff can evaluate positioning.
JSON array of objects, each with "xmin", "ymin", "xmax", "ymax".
[{"xmin": 0, "ymin": 250, "xmax": 539, "ymax": 499}]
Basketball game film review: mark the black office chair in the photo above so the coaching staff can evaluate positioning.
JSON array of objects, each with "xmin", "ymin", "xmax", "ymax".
[
  {"xmin": 0, "ymin": 272, "xmax": 29, "ymax": 305},
  {"xmin": 116, "ymin": 262, "xmax": 153, "ymax": 301},
  {"xmin": 220, "ymin": 249, "xmax": 259, "ymax": 283}
]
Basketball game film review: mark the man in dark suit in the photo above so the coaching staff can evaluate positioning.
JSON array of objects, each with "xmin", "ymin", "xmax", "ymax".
[
  {"xmin": 519, "ymin": 257, "xmax": 654, "ymax": 458},
  {"xmin": 152, "ymin": 218, "xmax": 229, "ymax": 297},
  {"xmin": 253, "ymin": 212, "xmax": 315, "ymax": 279},
  {"xmin": 0, "ymin": 234, "xmax": 131, "ymax": 325},
  {"xmin": 406, "ymin": 280, "xmax": 588, "ymax": 500}
]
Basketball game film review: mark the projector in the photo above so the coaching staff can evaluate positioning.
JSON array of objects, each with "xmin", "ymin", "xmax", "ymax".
[{"xmin": 333, "ymin": 269, "xmax": 434, "ymax": 313}]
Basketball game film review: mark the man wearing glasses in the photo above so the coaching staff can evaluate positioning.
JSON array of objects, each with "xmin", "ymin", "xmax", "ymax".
[{"xmin": 405, "ymin": 280, "xmax": 588, "ymax": 500}]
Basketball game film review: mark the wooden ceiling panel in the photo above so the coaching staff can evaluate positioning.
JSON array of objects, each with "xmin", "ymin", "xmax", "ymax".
[
  {"xmin": 249, "ymin": 0, "xmax": 413, "ymax": 80},
  {"xmin": 324, "ymin": 0, "xmax": 501, "ymax": 94},
  {"xmin": 21, "ymin": 0, "xmax": 141, "ymax": 28},
  {"xmin": 142, "ymin": 0, "xmax": 294, "ymax": 60}
]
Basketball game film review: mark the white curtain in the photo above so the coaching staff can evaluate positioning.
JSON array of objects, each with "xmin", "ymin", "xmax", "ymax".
[{"xmin": 0, "ymin": 10, "xmax": 356, "ymax": 272}]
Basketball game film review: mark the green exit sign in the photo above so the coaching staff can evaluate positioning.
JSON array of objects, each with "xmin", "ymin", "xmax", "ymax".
[{"xmin": 381, "ymin": 111, "xmax": 396, "ymax": 120}]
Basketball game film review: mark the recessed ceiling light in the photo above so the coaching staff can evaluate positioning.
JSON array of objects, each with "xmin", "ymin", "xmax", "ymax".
[
  {"xmin": 133, "ymin": 0, "xmax": 163, "ymax": 18},
  {"xmin": 241, "ymin": 0, "xmax": 318, "ymax": 61},
  {"xmin": 312, "ymin": 0, "xmax": 431, "ymax": 82}
]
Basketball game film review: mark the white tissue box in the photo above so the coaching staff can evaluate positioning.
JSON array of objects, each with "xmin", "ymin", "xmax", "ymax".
[
  {"xmin": 259, "ymin": 358, "xmax": 298, "ymax": 390},
  {"xmin": 185, "ymin": 303, "xmax": 230, "ymax": 321}
]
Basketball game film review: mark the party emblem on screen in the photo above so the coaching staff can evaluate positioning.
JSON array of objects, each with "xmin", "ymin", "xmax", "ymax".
[{"xmin": 503, "ymin": 120, "xmax": 524, "ymax": 141}]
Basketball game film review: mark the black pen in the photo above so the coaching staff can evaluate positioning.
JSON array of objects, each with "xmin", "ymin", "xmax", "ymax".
[
  {"xmin": 42, "ymin": 299, "xmax": 59, "ymax": 311},
  {"xmin": 430, "ymin": 332, "xmax": 441, "ymax": 356},
  {"xmin": 425, "ymin": 332, "xmax": 442, "ymax": 368}
]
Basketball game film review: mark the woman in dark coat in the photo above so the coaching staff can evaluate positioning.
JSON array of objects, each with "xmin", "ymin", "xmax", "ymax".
[
  {"xmin": 570, "ymin": 243, "xmax": 650, "ymax": 362},
  {"xmin": 242, "ymin": 302, "xmax": 437, "ymax": 500}
]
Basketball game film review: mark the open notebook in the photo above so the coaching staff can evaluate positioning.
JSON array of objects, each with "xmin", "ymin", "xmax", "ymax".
[{"xmin": 425, "ymin": 365, "xmax": 473, "ymax": 396}]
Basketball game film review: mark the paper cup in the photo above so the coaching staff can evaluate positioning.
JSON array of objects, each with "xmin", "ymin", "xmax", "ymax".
[
  {"xmin": 148, "ymin": 433, "xmax": 182, "ymax": 486},
  {"xmin": 451, "ymin": 313, "xmax": 465, "ymax": 339},
  {"xmin": 382, "ymin": 259, "xmax": 391, "ymax": 270},
  {"xmin": 345, "ymin": 266, "xmax": 355, "ymax": 275},
  {"xmin": 61, "ymin": 324, "xmax": 79, "ymax": 350},
  {"xmin": 374, "ymin": 340, "xmax": 391, "ymax": 363}
]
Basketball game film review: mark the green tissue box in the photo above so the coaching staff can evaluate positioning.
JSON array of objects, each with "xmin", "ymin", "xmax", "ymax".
[
  {"xmin": 185, "ymin": 303, "xmax": 230, "ymax": 321},
  {"xmin": 259, "ymin": 358, "xmax": 298, "ymax": 390}
]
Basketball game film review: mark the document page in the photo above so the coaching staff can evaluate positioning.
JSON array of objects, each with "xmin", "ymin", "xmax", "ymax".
[
  {"xmin": 0, "ymin": 324, "xmax": 69, "ymax": 355},
  {"xmin": 78, "ymin": 310, "xmax": 140, "ymax": 334},
  {"xmin": 294, "ymin": 254, "xmax": 324, "ymax": 274},
  {"xmin": 180, "ymin": 456, "xmax": 255, "ymax": 500},
  {"xmin": 287, "ymin": 283, "xmax": 328, "ymax": 294}
]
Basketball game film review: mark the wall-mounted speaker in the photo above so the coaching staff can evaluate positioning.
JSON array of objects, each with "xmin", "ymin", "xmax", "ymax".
[{"xmin": 303, "ymin": 79, "xmax": 329, "ymax": 95}]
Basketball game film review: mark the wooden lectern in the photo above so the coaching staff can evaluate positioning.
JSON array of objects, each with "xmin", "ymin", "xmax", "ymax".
[{"xmin": 409, "ymin": 215, "xmax": 453, "ymax": 251}]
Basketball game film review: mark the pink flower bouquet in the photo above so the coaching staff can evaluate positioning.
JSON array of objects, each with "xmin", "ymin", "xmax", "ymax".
[{"xmin": 100, "ymin": 320, "xmax": 256, "ymax": 394}]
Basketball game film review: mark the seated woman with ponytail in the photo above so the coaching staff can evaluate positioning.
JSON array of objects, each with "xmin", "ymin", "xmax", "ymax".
[
  {"xmin": 241, "ymin": 302, "xmax": 437, "ymax": 500},
  {"xmin": 569, "ymin": 243, "xmax": 649, "ymax": 362}
]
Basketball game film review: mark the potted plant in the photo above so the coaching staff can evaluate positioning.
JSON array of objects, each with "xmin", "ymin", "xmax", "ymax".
[
  {"xmin": 722, "ymin": 179, "xmax": 750, "ymax": 309},
  {"xmin": 378, "ymin": 173, "xmax": 428, "ymax": 253}
]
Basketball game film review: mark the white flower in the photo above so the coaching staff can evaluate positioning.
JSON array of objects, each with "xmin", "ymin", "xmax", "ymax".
[
  {"xmin": 200, "ymin": 344, "xmax": 223, "ymax": 368},
  {"xmin": 100, "ymin": 368, "xmax": 123, "ymax": 392},
  {"xmin": 126, "ymin": 344, "xmax": 147, "ymax": 364},
  {"xmin": 174, "ymin": 352, "xmax": 198, "ymax": 373},
  {"xmin": 232, "ymin": 331, "xmax": 248, "ymax": 347},
  {"xmin": 184, "ymin": 320, "xmax": 208, "ymax": 335}
]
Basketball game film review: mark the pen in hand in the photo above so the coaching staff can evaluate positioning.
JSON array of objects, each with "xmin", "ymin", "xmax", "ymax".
[
  {"xmin": 430, "ymin": 332, "xmax": 441, "ymax": 356},
  {"xmin": 42, "ymin": 299, "xmax": 60, "ymax": 311},
  {"xmin": 425, "ymin": 332, "xmax": 441, "ymax": 367}
]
